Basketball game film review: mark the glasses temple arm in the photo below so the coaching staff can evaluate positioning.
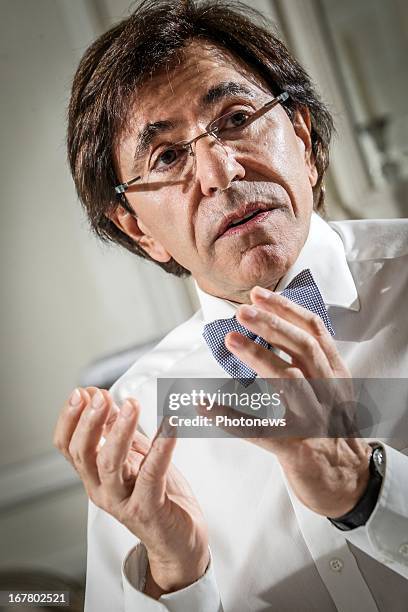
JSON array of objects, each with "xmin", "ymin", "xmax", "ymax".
[{"xmin": 114, "ymin": 174, "xmax": 141, "ymax": 194}]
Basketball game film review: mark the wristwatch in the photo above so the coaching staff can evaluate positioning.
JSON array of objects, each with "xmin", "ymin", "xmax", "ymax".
[{"xmin": 327, "ymin": 443, "xmax": 385, "ymax": 531}]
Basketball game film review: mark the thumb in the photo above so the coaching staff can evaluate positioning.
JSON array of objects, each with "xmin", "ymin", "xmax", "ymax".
[{"xmin": 134, "ymin": 418, "xmax": 177, "ymax": 500}]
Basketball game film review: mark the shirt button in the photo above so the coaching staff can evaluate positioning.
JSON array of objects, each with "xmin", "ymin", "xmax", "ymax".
[
  {"xmin": 329, "ymin": 558, "xmax": 344, "ymax": 572},
  {"xmin": 398, "ymin": 543, "xmax": 408, "ymax": 557}
]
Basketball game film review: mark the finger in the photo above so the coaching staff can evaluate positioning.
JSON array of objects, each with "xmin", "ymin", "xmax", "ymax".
[
  {"xmin": 225, "ymin": 331, "xmax": 306, "ymax": 379},
  {"xmin": 197, "ymin": 382, "xmax": 327, "ymax": 446},
  {"xmin": 103, "ymin": 407, "xmax": 151, "ymax": 455},
  {"xmin": 225, "ymin": 332, "xmax": 331, "ymax": 436},
  {"xmin": 82, "ymin": 386, "xmax": 120, "ymax": 431},
  {"xmin": 277, "ymin": 378, "xmax": 326, "ymax": 437},
  {"xmin": 85, "ymin": 386, "xmax": 121, "ymax": 430},
  {"xmin": 102, "ymin": 401, "xmax": 121, "ymax": 434},
  {"xmin": 226, "ymin": 331, "xmax": 348, "ymax": 435},
  {"xmin": 68, "ymin": 388, "xmax": 112, "ymax": 490},
  {"xmin": 53, "ymin": 387, "xmax": 89, "ymax": 462},
  {"xmin": 124, "ymin": 431, "xmax": 163, "ymax": 485},
  {"xmin": 132, "ymin": 418, "xmax": 177, "ymax": 504},
  {"xmin": 123, "ymin": 451, "xmax": 145, "ymax": 485},
  {"xmin": 97, "ymin": 398, "xmax": 141, "ymax": 500},
  {"xmin": 197, "ymin": 398, "xmax": 302, "ymax": 449},
  {"xmin": 130, "ymin": 429, "xmax": 152, "ymax": 455},
  {"xmin": 197, "ymin": 399, "xmax": 264, "ymax": 440},
  {"xmin": 250, "ymin": 287, "xmax": 345, "ymax": 373},
  {"xmin": 236, "ymin": 305, "xmax": 333, "ymax": 378}
]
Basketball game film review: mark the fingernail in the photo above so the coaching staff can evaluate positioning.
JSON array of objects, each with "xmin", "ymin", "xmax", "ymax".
[
  {"xmin": 120, "ymin": 400, "xmax": 134, "ymax": 419},
  {"xmin": 69, "ymin": 388, "xmax": 82, "ymax": 407},
  {"xmin": 91, "ymin": 390, "xmax": 105, "ymax": 410},
  {"xmin": 254, "ymin": 286, "xmax": 271, "ymax": 299},
  {"xmin": 240, "ymin": 305, "xmax": 258, "ymax": 319}
]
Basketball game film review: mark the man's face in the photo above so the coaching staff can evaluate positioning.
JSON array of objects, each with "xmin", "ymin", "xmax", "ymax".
[{"xmin": 113, "ymin": 41, "xmax": 318, "ymax": 303}]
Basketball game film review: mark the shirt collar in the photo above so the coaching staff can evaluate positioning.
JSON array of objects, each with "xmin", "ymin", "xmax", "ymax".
[{"xmin": 194, "ymin": 212, "xmax": 360, "ymax": 324}]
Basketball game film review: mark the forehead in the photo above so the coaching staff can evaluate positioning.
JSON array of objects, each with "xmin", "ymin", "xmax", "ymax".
[{"xmin": 124, "ymin": 40, "xmax": 270, "ymax": 129}]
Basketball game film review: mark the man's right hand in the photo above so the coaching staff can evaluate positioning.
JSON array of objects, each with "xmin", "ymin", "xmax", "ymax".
[{"xmin": 53, "ymin": 387, "xmax": 209, "ymax": 597}]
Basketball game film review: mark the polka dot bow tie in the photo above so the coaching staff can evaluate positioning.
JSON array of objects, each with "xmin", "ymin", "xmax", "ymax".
[{"xmin": 202, "ymin": 269, "xmax": 335, "ymax": 387}]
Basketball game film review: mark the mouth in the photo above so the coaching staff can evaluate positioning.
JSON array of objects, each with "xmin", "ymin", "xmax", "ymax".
[{"xmin": 216, "ymin": 203, "xmax": 276, "ymax": 239}]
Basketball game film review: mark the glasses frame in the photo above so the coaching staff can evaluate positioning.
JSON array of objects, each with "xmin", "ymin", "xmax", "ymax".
[{"xmin": 114, "ymin": 91, "xmax": 289, "ymax": 200}]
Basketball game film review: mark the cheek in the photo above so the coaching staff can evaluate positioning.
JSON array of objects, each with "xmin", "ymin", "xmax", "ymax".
[
  {"xmin": 258, "ymin": 124, "xmax": 305, "ymax": 176},
  {"xmin": 254, "ymin": 127, "xmax": 314, "ymax": 208},
  {"xmin": 146, "ymin": 198, "xmax": 195, "ymax": 253}
]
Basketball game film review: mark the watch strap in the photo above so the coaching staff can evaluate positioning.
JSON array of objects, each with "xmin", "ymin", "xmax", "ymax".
[{"xmin": 327, "ymin": 443, "xmax": 384, "ymax": 531}]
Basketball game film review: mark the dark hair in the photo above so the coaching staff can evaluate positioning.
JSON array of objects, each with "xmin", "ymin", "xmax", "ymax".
[{"xmin": 67, "ymin": 0, "xmax": 333, "ymax": 278}]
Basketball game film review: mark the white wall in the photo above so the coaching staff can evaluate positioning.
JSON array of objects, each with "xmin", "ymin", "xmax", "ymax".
[
  {"xmin": 0, "ymin": 0, "xmax": 195, "ymax": 580},
  {"xmin": 0, "ymin": 0, "xmax": 195, "ymax": 469}
]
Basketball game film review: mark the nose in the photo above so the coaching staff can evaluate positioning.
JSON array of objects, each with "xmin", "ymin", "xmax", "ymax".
[{"xmin": 193, "ymin": 135, "xmax": 245, "ymax": 196}]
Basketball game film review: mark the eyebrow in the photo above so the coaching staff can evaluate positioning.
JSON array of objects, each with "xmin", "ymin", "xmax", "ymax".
[
  {"xmin": 202, "ymin": 81, "xmax": 254, "ymax": 105},
  {"xmin": 132, "ymin": 81, "xmax": 255, "ymax": 168}
]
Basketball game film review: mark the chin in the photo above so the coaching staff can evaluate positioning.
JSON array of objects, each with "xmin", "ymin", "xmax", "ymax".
[{"xmin": 238, "ymin": 242, "xmax": 297, "ymax": 288}]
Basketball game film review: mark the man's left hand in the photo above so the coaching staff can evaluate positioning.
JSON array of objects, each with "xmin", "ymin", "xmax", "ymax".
[{"xmin": 222, "ymin": 285, "xmax": 372, "ymax": 519}]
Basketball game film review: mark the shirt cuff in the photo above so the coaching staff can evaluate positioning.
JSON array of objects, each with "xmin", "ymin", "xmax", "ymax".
[
  {"xmin": 122, "ymin": 543, "xmax": 223, "ymax": 612},
  {"xmin": 339, "ymin": 444, "xmax": 408, "ymax": 577}
]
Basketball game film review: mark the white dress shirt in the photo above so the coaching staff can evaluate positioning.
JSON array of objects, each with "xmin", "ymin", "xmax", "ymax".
[{"xmin": 84, "ymin": 213, "xmax": 408, "ymax": 612}]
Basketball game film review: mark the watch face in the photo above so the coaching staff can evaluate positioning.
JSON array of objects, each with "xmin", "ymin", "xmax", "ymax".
[{"xmin": 373, "ymin": 447, "xmax": 386, "ymax": 478}]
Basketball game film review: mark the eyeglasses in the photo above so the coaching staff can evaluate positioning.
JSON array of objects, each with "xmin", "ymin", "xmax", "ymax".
[{"xmin": 114, "ymin": 91, "xmax": 289, "ymax": 198}]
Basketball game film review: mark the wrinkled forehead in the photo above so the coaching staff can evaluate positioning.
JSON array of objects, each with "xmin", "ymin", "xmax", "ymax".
[{"xmin": 119, "ymin": 40, "xmax": 271, "ymax": 137}]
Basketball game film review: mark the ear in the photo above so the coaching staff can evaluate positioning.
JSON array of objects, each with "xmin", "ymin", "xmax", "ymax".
[
  {"xmin": 292, "ymin": 107, "xmax": 318, "ymax": 188},
  {"xmin": 107, "ymin": 205, "xmax": 172, "ymax": 263}
]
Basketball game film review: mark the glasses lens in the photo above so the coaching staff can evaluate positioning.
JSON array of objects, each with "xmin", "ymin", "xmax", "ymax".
[
  {"xmin": 209, "ymin": 109, "xmax": 254, "ymax": 141},
  {"xmin": 145, "ymin": 143, "xmax": 192, "ymax": 183}
]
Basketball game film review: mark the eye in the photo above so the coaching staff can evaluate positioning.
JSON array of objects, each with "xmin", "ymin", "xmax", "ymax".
[
  {"xmin": 154, "ymin": 147, "xmax": 179, "ymax": 169},
  {"xmin": 225, "ymin": 110, "xmax": 250, "ymax": 129},
  {"xmin": 151, "ymin": 144, "xmax": 190, "ymax": 173}
]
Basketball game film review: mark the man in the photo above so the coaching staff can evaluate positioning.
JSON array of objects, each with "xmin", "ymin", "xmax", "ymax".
[{"xmin": 54, "ymin": 1, "xmax": 408, "ymax": 610}]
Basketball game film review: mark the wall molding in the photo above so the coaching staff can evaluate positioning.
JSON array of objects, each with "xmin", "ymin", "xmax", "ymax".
[{"xmin": 274, "ymin": 0, "xmax": 373, "ymax": 215}]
